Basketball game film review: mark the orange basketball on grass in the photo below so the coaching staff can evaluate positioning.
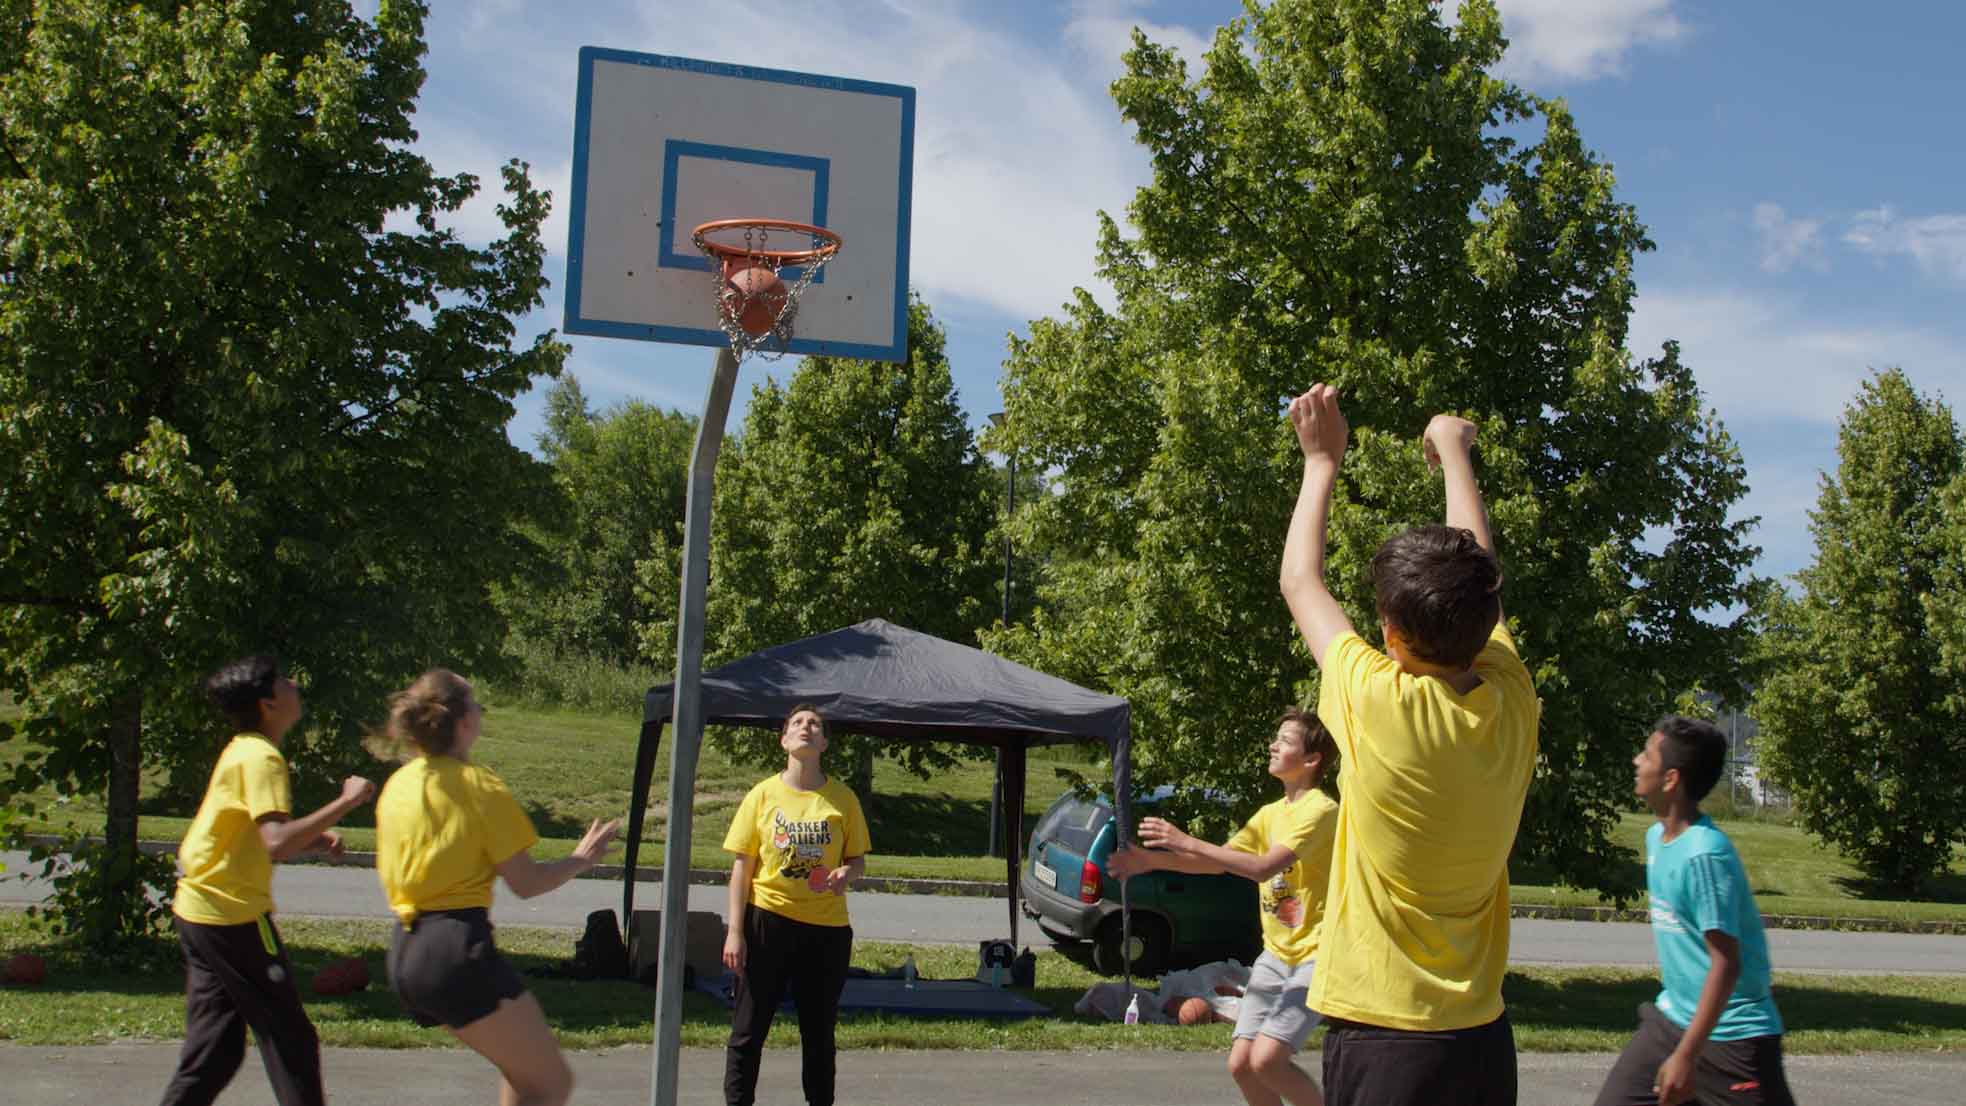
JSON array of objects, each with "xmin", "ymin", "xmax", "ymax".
[
  {"xmin": 1177, "ymin": 996, "xmax": 1213, "ymax": 1025},
  {"xmin": 727, "ymin": 265, "xmax": 787, "ymax": 338}
]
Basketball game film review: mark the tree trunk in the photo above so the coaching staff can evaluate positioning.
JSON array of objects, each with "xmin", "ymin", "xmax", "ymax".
[{"xmin": 104, "ymin": 690, "xmax": 142, "ymax": 891}]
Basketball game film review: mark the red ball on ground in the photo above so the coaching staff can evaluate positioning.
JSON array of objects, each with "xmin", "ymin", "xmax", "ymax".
[
  {"xmin": 310, "ymin": 956, "xmax": 370, "ymax": 996},
  {"xmin": 1177, "ymin": 996, "xmax": 1213, "ymax": 1026},
  {"xmin": 726, "ymin": 265, "xmax": 787, "ymax": 338},
  {"xmin": 6, "ymin": 953, "xmax": 46, "ymax": 986}
]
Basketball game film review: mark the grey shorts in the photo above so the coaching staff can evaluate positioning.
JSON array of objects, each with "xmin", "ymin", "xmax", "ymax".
[{"xmin": 1233, "ymin": 950, "xmax": 1322, "ymax": 1048}]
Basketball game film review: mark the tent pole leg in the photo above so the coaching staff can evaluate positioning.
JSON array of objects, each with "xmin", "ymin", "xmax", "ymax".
[{"xmin": 649, "ymin": 346, "xmax": 740, "ymax": 1106}]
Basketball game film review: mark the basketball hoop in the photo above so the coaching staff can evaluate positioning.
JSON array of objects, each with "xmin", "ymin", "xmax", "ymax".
[{"xmin": 691, "ymin": 218, "xmax": 844, "ymax": 359}]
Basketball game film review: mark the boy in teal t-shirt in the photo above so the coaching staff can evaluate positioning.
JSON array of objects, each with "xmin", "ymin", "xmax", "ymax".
[{"xmin": 1594, "ymin": 716, "xmax": 1794, "ymax": 1106}]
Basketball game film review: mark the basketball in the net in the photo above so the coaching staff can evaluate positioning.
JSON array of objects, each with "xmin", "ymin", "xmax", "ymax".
[{"xmin": 727, "ymin": 265, "xmax": 788, "ymax": 338}]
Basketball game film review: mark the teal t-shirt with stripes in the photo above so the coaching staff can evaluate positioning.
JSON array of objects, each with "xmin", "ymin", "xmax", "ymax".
[{"xmin": 1646, "ymin": 816, "xmax": 1784, "ymax": 1040}]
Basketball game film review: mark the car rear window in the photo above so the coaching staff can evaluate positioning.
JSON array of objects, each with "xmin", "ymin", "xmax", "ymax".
[{"xmin": 1034, "ymin": 795, "xmax": 1111, "ymax": 856}]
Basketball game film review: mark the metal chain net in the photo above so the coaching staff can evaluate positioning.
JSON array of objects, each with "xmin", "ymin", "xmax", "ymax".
[{"xmin": 696, "ymin": 224, "xmax": 837, "ymax": 360}]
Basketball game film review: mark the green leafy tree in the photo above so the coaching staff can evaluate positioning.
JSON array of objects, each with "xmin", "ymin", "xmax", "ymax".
[
  {"xmin": 1751, "ymin": 370, "xmax": 1966, "ymax": 896},
  {"xmin": 499, "ymin": 375, "xmax": 695, "ymax": 674},
  {"xmin": 983, "ymin": 0, "xmax": 1759, "ymax": 895},
  {"xmin": 636, "ymin": 298, "xmax": 999, "ymax": 802},
  {"xmin": 0, "ymin": 0, "xmax": 563, "ymax": 947}
]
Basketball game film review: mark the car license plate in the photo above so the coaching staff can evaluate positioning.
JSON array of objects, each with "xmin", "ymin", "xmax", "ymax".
[{"xmin": 1034, "ymin": 860, "xmax": 1057, "ymax": 889}]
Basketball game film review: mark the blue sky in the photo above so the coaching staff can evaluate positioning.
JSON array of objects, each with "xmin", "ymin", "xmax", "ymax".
[{"xmin": 404, "ymin": 1, "xmax": 1966, "ymax": 587}]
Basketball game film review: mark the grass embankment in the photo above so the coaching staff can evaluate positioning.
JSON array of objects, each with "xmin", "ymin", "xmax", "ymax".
[
  {"xmin": 1, "ymin": 912, "xmax": 1962, "ymax": 1052},
  {"xmin": 6, "ymin": 701, "xmax": 1965, "ymax": 923}
]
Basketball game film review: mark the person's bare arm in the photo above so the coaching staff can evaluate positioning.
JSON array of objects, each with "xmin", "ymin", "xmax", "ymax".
[
  {"xmin": 493, "ymin": 817, "xmax": 620, "ymax": 899},
  {"xmin": 723, "ymin": 854, "xmax": 755, "ymax": 971},
  {"xmin": 1424, "ymin": 414, "xmax": 1502, "ymax": 621},
  {"xmin": 1279, "ymin": 385, "xmax": 1356, "ymax": 665},
  {"xmin": 1132, "ymin": 817, "xmax": 1298, "ymax": 882},
  {"xmin": 256, "ymin": 775, "xmax": 374, "ymax": 861},
  {"xmin": 1654, "ymin": 930, "xmax": 1743, "ymax": 1106}
]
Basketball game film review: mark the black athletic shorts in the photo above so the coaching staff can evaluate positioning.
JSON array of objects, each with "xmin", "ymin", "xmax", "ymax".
[
  {"xmin": 1321, "ymin": 1011, "xmax": 1518, "ymax": 1106},
  {"xmin": 386, "ymin": 907, "xmax": 527, "ymax": 1029},
  {"xmin": 1593, "ymin": 1002, "xmax": 1795, "ymax": 1106}
]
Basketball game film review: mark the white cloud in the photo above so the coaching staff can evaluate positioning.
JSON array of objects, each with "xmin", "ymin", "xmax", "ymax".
[
  {"xmin": 1063, "ymin": 0, "xmax": 1216, "ymax": 80},
  {"xmin": 1844, "ymin": 205, "xmax": 1966, "ymax": 281},
  {"xmin": 1749, "ymin": 202, "xmax": 1827, "ymax": 274},
  {"xmin": 1628, "ymin": 286, "xmax": 1966, "ymax": 427},
  {"xmin": 1629, "ymin": 286, "xmax": 1966, "ymax": 584},
  {"xmin": 1483, "ymin": 0, "xmax": 1689, "ymax": 82}
]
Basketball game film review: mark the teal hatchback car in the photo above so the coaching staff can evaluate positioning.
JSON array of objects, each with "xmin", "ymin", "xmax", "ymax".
[{"xmin": 1020, "ymin": 786, "xmax": 1260, "ymax": 976}]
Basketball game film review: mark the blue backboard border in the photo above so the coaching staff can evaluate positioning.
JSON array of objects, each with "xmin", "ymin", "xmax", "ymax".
[{"xmin": 564, "ymin": 47, "xmax": 916, "ymax": 362}]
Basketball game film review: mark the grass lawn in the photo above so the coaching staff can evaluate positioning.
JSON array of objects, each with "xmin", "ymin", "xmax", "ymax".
[
  {"xmin": 6, "ymin": 702, "xmax": 1964, "ymax": 922},
  {"xmin": 1, "ymin": 912, "xmax": 1961, "ymax": 1052}
]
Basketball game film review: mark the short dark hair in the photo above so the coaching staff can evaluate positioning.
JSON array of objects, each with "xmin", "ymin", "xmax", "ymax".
[
  {"xmin": 1655, "ymin": 715, "xmax": 1728, "ymax": 803},
  {"xmin": 204, "ymin": 655, "xmax": 281, "ymax": 732},
  {"xmin": 1277, "ymin": 706, "xmax": 1339, "ymax": 782},
  {"xmin": 1371, "ymin": 525, "xmax": 1502, "ymax": 669},
  {"xmin": 783, "ymin": 703, "xmax": 829, "ymax": 740}
]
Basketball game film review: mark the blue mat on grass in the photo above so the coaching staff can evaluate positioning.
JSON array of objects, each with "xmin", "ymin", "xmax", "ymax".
[{"xmin": 696, "ymin": 972, "xmax": 1050, "ymax": 1019}]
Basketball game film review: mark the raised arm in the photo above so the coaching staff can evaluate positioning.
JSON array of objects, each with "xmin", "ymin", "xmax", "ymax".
[
  {"xmin": 1279, "ymin": 384, "xmax": 1357, "ymax": 664},
  {"xmin": 1423, "ymin": 414, "xmax": 1502, "ymax": 620},
  {"xmin": 256, "ymin": 775, "xmax": 374, "ymax": 862},
  {"xmin": 494, "ymin": 817, "xmax": 620, "ymax": 899}
]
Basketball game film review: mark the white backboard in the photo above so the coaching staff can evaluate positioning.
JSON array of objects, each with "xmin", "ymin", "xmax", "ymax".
[{"xmin": 564, "ymin": 48, "xmax": 915, "ymax": 362}]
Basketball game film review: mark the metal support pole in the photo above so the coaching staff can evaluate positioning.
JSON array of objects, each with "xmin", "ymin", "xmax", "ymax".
[
  {"xmin": 648, "ymin": 346, "xmax": 740, "ymax": 1106},
  {"xmin": 987, "ymin": 446, "xmax": 1014, "ymax": 857}
]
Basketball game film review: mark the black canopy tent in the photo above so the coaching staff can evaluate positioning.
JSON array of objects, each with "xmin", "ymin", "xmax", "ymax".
[{"xmin": 624, "ymin": 618, "xmax": 1134, "ymax": 951}]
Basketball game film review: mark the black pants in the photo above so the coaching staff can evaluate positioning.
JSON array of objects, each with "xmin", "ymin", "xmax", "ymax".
[
  {"xmin": 1322, "ymin": 1011, "xmax": 1517, "ymax": 1106},
  {"xmin": 724, "ymin": 905, "xmax": 853, "ymax": 1106},
  {"xmin": 1593, "ymin": 1002, "xmax": 1796, "ymax": 1106},
  {"xmin": 159, "ymin": 914, "xmax": 323, "ymax": 1106}
]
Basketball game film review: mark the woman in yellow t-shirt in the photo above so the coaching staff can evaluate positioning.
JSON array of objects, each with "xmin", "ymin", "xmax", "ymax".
[
  {"xmin": 369, "ymin": 670, "xmax": 618, "ymax": 1106},
  {"xmin": 720, "ymin": 704, "xmax": 870, "ymax": 1106}
]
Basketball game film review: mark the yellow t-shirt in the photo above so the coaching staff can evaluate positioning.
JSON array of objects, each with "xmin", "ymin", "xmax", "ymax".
[
  {"xmin": 375, "ymin": 755, "xmax": 539, "ymax": 925},
  {"xmin": 723, "ymin": 774, "xmax": 870, "ymax": 928},
  {"xmin": 1308, "ymin": 622, "xmax": 1539, "ymax": 1031},
  {"xmin": 173, "ymin": 733, "xmax": 292, "ymax": 925},
  {"xmin": 1226, "ymin": 789, "xmax": 1339, "ymax": 967}
]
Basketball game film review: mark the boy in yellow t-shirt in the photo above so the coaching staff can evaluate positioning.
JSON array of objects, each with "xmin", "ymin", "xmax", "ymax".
[
  {"xmin": 161, "ymin": 656, "xmax": 375, "ymax": 1106},
  {"xmin": 1279, "ymin": 387, "xmax": 1539, "ymax": 1106},
  {"xmin": 720, "ymin": 704, "xmax": 870, "ymax": 1106},
  {"xmin": 1110, "ymin": 707, "xmax": 1340, "ymax": 1106}
]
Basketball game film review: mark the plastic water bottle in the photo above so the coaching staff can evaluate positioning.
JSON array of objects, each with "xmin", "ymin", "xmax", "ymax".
[
  {"xmin": 1123, "ymin": 992, "xmax": 1140, "ymax": 1025},
  {"xmin": 902, "ymin": 954, "xmax": 917, "ymax": 989}
]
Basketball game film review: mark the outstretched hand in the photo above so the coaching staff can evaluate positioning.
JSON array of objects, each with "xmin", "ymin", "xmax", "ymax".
[
  {"xmin": 573, "ymin": 817, "xmax": 622, "ymax": 868},
  {"xmin": 1288, "ymin": 384, "xmax": 1348, "ymax": 468},
  {"xmin": 1422, "ymin": 414, "xmax": 1478, "ymax": 470},
  {"xmin": 1135, "ymin": 816, "xmax": 1196, "ymax": 854}
]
